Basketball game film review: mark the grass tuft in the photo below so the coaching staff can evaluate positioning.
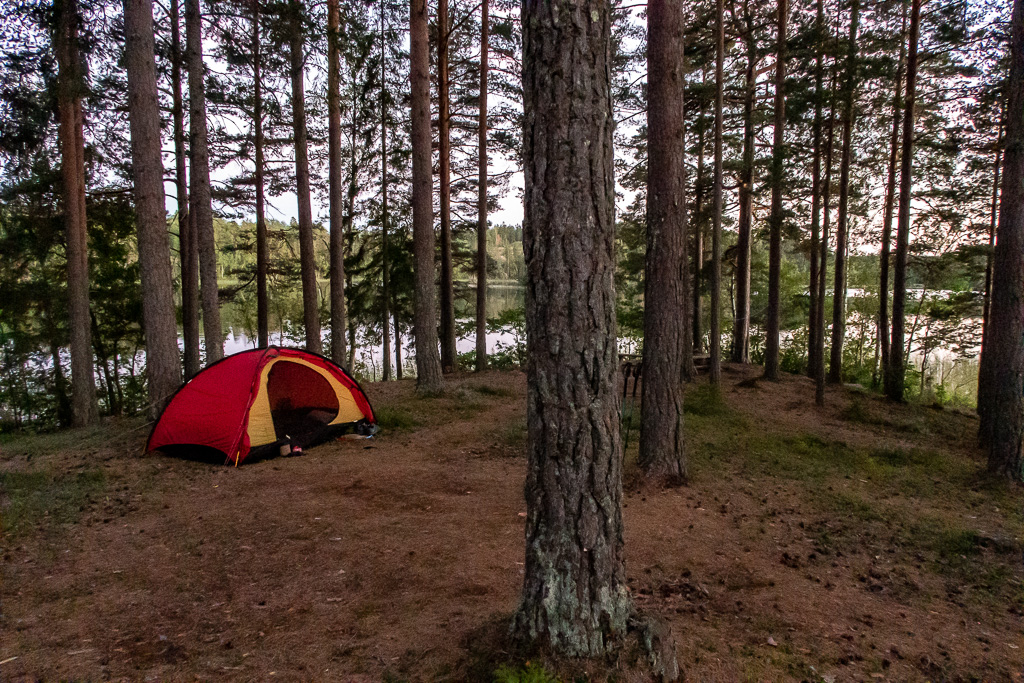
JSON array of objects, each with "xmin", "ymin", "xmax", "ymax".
[
  {"xmin": 373, "ymin": 405, "xmax": 420, "ymax": 432},
  {"xmin": 684, "ymin": 384, "xmax": 730, "ymax": 417},
  {"xmin": 1, "ymin": 468, "xmax": 106, "ymax": 537}
]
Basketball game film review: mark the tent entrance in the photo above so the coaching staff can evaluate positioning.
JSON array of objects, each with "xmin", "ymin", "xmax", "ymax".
[{"xmin": 266, "ymin": 361, "xmax": 340, "ymax": 446}]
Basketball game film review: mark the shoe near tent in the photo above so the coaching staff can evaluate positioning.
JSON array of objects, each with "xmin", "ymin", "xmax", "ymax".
[{"xmin": 147, "ymin": 347, "xmax": 376, "ymax": 465}]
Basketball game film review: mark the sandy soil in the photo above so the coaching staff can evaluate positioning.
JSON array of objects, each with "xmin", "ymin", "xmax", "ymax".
[{"xmin": 1, "ymin": 365, "xmax": 1021, "ymax": 681}]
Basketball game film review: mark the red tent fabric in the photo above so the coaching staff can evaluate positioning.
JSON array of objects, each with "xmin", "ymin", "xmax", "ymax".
[{"xmin": 147, "ymin": 347, "xmax": 375, "ymax": 465}]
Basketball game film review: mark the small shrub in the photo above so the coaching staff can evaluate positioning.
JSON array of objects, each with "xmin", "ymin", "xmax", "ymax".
[
  {"xmin": 373, "ymin": 405, "xmax": 419, "ymax": 431},
  {"xmin": 494, "ymin": 662, "xmax": 561, "ymax": 683}
]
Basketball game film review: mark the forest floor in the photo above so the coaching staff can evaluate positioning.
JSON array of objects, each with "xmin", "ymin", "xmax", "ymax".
[{"xmin": 1, "ymin": 363, "xmax": 1022, "ymax": 682}]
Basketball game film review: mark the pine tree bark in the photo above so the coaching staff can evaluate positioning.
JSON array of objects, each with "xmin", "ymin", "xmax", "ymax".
[
  {"xmin": 764, "ymin": 0, "xmax": 788, "ymax": 380},
  {"xmin": 815, "ymin": 73, "xmax": 838, "ymax": 406},
  {"xmin": 709, "ymin": 0, "xmax": 725, "ymax": 385},
  {"xmin": 639, "ymin": 0, "xmax": 689, "ymax": 484},
  {"xmin": 731, "ymin": 7, "xmax": 755, "ymax": 364},
  {"xmin": 288, "ymin": 0, "xmax": 322, "ymax": 354},
  {"xmin": 807, "ymin": 0, "xmax": 825, "ymax": 383},
  {"xmin": 55, "ymin": 0, "xmax": 98, "ymax": 426},
  {"xmin": 327, "ymin": 0, "xmax": 346, "ymax": 363},
  {"xmin": 828, "ymin": 0, "xmax": 859, "ymax": 385},
  {"xmin": 475, "ymin": 0, "xmax": 489, "ymax": 372},
  {"xmin": 879, "ymin": 0, "xmax": 908, "ymax": 387},
  {"xmin": 380, "ymin": 29, "xmax": 393, "ymax": 382},
  {"xmin": 346, "ymin": 112, "xmax": 359, "ymax": 370},
  {"xmin": 978, "ymin": 113, "xmax": 1005, "ymax": 434},
  {"xmin": 123, "ymin": 0, "xmax": 183, "ymax": 415},
  {"xmin": 886, "ymin": 0, "xmax": 921, "ymax": 402},
  {"xmin": 692, "ymin": 99, "xmax": 705, "ymax": 358},
  {"xmin": 186, "ymin": 0, "xmax": 223, "ymax": 363},
  {"xmin": 252, "ymin": 0, "xmax": 270, "ymax": 350},
  {"xmin": 977, "ymin": 0, "xmax": 1024, "ymax": 479},
  {"xmin": 438, "ymin": 0, "xmax": 457, "ymax": 373},
  {"xmin": 514, "ymin": 0, "xmax": 632, "ymax": 655},
  {"xmin": 170, "ymin": 0, "xmax": 199, "ymax": 377},
  {"xmin": 410, "ymin": 0, "xmax": 444, "ymax": 394}
]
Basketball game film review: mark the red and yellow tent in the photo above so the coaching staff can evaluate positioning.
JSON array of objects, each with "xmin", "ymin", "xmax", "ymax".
[{"xmin": 147, "ymin": 347, "xmax": 375, "ymax": 465}]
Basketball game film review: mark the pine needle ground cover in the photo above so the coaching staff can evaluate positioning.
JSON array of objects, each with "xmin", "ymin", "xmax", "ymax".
[{"xmin": 1, "ymin": 366, "xmax": 1021, "ymax": 681}]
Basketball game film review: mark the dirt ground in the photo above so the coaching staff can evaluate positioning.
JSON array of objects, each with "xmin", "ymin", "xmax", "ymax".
[{"xmin": 1, "ymin": 364, "xmax": 1022, "ymax": 681}]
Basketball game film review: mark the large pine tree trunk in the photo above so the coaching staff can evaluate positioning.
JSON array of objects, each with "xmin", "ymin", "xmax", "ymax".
[
  {"xmin": 252, "ymin": 0, "xmax": 269, "ymax": 350},
  {"xmin": 764, "ymin": 0, "xmax": 788, "ymax": 380},
  {"xmin": 123, "ymin": 0, "xmax": 183, "ymax": 415},
  {"xmin": 409, "ymin": 0, "xmax": 444, "ymax": 394},
  {"xmin": 709, "ymin": 0, "xmax": 725, "ymax": 385},
  {"xmin": 828, "ymin": 0, "xmax": 859, "ymax": 385},
  {"xmin": 731, "ymin": 9, "xmax": 755, "ymax": 365},
  {"xmin": 878, "ymin": 0, "xmax": 908, "ymax": 388},
  {"xmin": 186, "ymin": 0, "xmax": 223, "ymax": 363},
  {"xmin": 475, "ymin": 0, "xmax": 489, "ymax": 372},
  {"xmin": 55, "ymin": 0, "xmax": 98, "ymax": 426},
  {"xmin": 977, "ymin": 0, "xmax": 1024, "ymax": 479},
  {"xmin": 513, "ymin": 0, "xmax": 631, "ymax": 655},
  {"xmin": 886, "ymin": 0, "xmax": 921, "ymax": 402},
  {"xmin": 289, "ymin": 0, "xmax": 322, "ymax": 354},
  {"xmin": 327, "ymin": 0, "xmax": 346, "ymax": 363},
  {"xmin": 438, "ymin": 0, "xmax": 457, "ymax": 373},
  {"xmin": 639, "ymin": 0, "xmax": 689, "ymax": 484},
  {"xmin": 170, "ymin": 0, "xmax": 199, "ymax": 377}
]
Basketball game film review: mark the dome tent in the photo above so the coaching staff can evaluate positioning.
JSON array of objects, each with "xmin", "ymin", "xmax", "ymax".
[{"xmin": 147, "ymin": 347, "xmax": 375, "ymax": 465}]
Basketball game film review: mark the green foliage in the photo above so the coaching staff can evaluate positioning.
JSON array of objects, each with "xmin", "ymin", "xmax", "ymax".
[
  {"xmin": 484, "ymin": 307, "xmax": 527, "ymax": 369},
  {"xmin": 493, "ymin": 662, "xmax": 561, "ymax": 683},
  {"xmin": 373, "ymin": 405, "xmax": 419, "ymax": 432}
]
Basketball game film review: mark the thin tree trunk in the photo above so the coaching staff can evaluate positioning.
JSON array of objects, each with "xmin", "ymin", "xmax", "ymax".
[
  {"xmin": 438, "ymin": 0, "xmax": 457, "ymax": 373},
  {"xmin": 378, "ymin": 20, "xmax": 389, "ymax": 385},
  {"xmin": 288, "ymin": 0, "xmax": 322, "ymax": 354},
  {"xmin": 186, "ymin": 0, "xmax": 223, "ymax": 363},
  {"xmin": 475, "ymin": 0, "xmax": 489, "ymax": 372},
  {"xmin": 807, "ymin": 0, "xmax": 825, "ymax": 382},
  {"xmin": 879, "ymin": 0, "xmax": 908, "ymax": 387},
  {"xmin": 170, "ymin": 0, "xmax": 199, "ymax": 377},
  {"xmin": 55, "ymin": 0, "xmax": 98, "ymax": 426},
  {"xmin": 124, "ymin": 0, "xmax": 183, "ymax": 415},
  {"xmin": 978, "ymin": 0, "xmax": 1024, "ymax": 480},
  {"xmin": 828, "ymin": 0, "xmax": 859, "ymax": 385},
  {"xmin": 639, "ymin": 0, "xmax": 689, "ymax": 484},
  {"xmin": 764, "ymin": 0, "xmax": 788, "ymax": 380},
  {"xmin": 346, "ymin": 111, "xmax": 359, "ymax": 370},
  {"xmin": 327, "ymin": 0, "xmax": 346, "ymax": 363},
  {"xmin": 513, "ymin": 0, "xmax": 633, "ymax": 657},
  {"xmin": 815, "ymin": 68, "xmax": 838, "ymax": 406},
  {"xmin": 692, "ymin": 89, "xmax": 705, "ymax": 358},
  {"xmin": 977, "ymin": 115, "xmax": 1004, "ymax": 426},
  {"xmin": 731, "ymin": 9, "xmax": 755, "ymax": 364},
  {"xmin": 886, "ymin": 0, "xmax": 921, "ymax": 402},
  {"xmin": 710, "ymin": 0, "xmax": 725, "ymax": 385},
  {"xmin": 409, "ymin": 0, "xmax": 443, "ymax": 394},
  {"xmin": 982, "ymin": 124, "xmax": 1004, "ymax": 342},
  {"xmin": 252, "ymin": 0, "xmax": 269, "ymax": 350},
  {"xmin": 394, "ymin": 311, "xmax": 403, "ymax": 380}
]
